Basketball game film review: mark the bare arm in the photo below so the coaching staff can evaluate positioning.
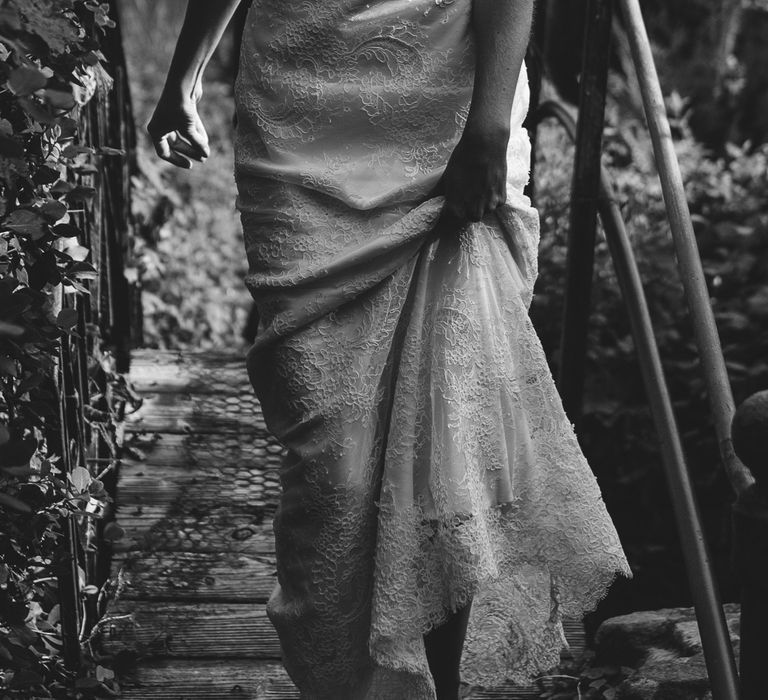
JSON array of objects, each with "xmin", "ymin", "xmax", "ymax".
[
  {"xmin": 148, "ymin": 0, "xmax": 243, "ymax": 168},
  {"xmin": 440, "ymin": 0, "xmax": 535, "ymax": 221}
]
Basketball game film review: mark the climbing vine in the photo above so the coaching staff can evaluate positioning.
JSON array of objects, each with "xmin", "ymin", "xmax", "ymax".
[{"xmin": 0, "ymin": 2, "xmax": 134, "ymax": 697}]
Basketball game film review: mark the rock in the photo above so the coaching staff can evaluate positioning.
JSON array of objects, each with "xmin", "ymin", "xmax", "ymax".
[
  {"xmin": 594, "ymin": 610, "xmax": 677, "ymax": 666},
  {"xmin": 595, "ymin": 606, "xmax": 740, "ymax": 700},
  {"xmin": 616, "ymin": 677, "xmax": 658, "ymax": 700},
  {"xmin": 617, "ymin": 655, "xmax": 712, "ymax": 698},
  {"xmin": 671, "ymin": 620, "xmax": 703, "ymax": 655},
  {"xmin": 617, "ymin": 673, "xmax": 711, "ymax": 700},
  {"xmin": 595, "ymin": 606, "xmax": 740, "ymax": 666},
  {"xmin": 732, "ymin": 389, "xmax": 768, "ymax": 492}
]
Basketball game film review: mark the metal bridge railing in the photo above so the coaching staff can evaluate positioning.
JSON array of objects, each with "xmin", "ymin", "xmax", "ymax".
[{"xmin": 54, "ymin": 6, "xmax": 137, "ymax": 670}]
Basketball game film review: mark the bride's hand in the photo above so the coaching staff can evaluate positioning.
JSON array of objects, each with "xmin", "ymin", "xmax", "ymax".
[
  {"xmin": 147, "ymin": 87, "xmax": 210, "ymax": 169},
  {"xmin": 437, "ymin": 124, "xmax": 509, "ymax": 222}
]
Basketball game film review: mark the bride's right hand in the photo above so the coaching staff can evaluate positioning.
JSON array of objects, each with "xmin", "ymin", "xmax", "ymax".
[{"xmin": 147, "ymin": 87, "xmax": 210, "ymax": 169}]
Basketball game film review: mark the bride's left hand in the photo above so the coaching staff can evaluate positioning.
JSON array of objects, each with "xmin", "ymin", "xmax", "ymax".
[{"xmin": 436, "ymin": 125, "xmax": 509, "ymax": 222}]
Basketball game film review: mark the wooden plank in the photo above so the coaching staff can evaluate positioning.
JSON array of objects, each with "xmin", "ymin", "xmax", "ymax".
[
  {"xmin": 114, "ymin": 501, "xmax": 277, "ymax": 553},
  {"xmin": 130, "ymin": 350, "xmax": 250, "ymax": 395},
  {"xmin": 125, "ymin": 391, "xmax": 271, "ymax": 435},
  {"xmin": 117, "ymin": 471, "xmax": 280, "ymax": 510},
  {"xmin": 102, "ymin": 601, "xmax": 280, "ymax": 659},
  {"xmin": 117, "ymin": 468, "xmax": 279, "ymax": 532},
  {"xmin": 115, "ymin": 659, "xmax": 543, "ymax": 700},
  {"xmin": 117, "ymin": 660, "xmax": 297, "ymax": 700},
  {"xmin": 121, "ymin": 432, "xmax": 285, "ymax": 471},
  {"xmin": 101, "ymin": 600, "xmax": 583, "ymax": 667},
  {"xmin": 112, "ymin": 550, "xmax": 276, "ymax": 602},
  {"xmin": 465, "ymin": 686, "xmax": 538, "ymax": 699},
  {"xmin": 561, "ymin": 616, "xmax": 586, "ymax": 659}
]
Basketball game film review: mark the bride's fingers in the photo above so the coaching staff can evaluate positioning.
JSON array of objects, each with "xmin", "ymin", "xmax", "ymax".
[
  {"xmin": 154, "ymin": 133, "xmax": 193, "ymax": 169},
  {"xmin": 178, "ymin": 124, "xmax": 210, "ymax": 160},
  {"xmin": 172, "ymin": 134, "xmax": 207, "ymax": 162}
]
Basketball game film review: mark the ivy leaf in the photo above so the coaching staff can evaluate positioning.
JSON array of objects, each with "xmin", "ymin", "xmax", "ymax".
[
  {"xmin": 0, "ymin": 464, "xmax": 35, "ymax": 477},
  {"xmin": 97, "ymin": 147, "xmax": 125, "ymax": 156},
  {"xmin": 58, "ymin": 117, "xmax": 79, "ymax": 139},
  {"xmin": 62, "ymin": 278, "xmax": 90, "ymax": 294},
  {"xmin": 38, "ymin": 199, "xmax": 67, "ymax": 223},
  {"xmin": 17, "ymin": 372, "xmax": 45, "ymax": 394},
  {"xmin": 4, "ymin": 210, "xmax": 47, "ymax": 240},
  {"xmin": 63, "ymin": 246, "xmax": 90, "ymax": 264},
  {"xmin": 65, "ymin": 185, "xmax": 96, "ymax": 201},
  {"xmin": 71, "ymin": 163, "xmax": 98, "ymax": 175},
  {"xmin": 0, "ymin": 424, "xmax": 9, "ymax": 446},
  {"xmin": 32, "ymin": 165, "xmax": 62, "ymax": 185},
  {"xmin": 69, "ymin": 466, "xmax": 91, "ymax": 492},
  {"xmin": 0, "ymin": 321, "xmax": 24, "ymax": 338},
  {"xmin": 18, "ymin": 97, "xmax": 58, "ymax": 126},
  {"xmin": 0, "ymin": 133, "xmax": 24, "ymax": 159},
  {"xmin": 51, "ymin": 222, "xmax": 80, "ymax": 238},
  {"xmin": 43, "ymin": 84, "xmax": 76, "ymax": 111},
  {"xmin": 50, "ymin": 180, "xmax": 74, "ymax": 195},
  {"xmin": 28, "ymin": 253, "xmax": 60, "ymax": 289},
  {"xmin": 61, "ymin": 144, "xmax": 94, "ymax": 158},
  {"xmin": 7, "ymin": 66, "xmax": 48, "ymax": 96},
  {"xmin": 102, "ymin": 522, "xmax": 125, "ymax": 542},
  {"xmin": 0, "ymin": 355, "xmax": 18, "ymax": 377},
  {"xmin": 0, "ymin": 492, "xmax": 33, "ymax": 514},
  {"xmin": 56, "ymin": 308, "xmax": 78, "ymax": 330},
  {"xmin": 96, "ymin": 665, "xmax": 115, "ymax": 682},
  {"xmin": 0, "ymin": 434, "xmax": 37, "ymax": 468}
]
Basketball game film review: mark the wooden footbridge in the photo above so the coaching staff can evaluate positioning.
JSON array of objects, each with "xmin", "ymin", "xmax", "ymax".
[
  {"xmin": 101, "ymin": 350, "xmax": 586, "ymax": 699},
  {"xmin": 45, "ymin": 1, "xmax": 766, "ymax": 698}
]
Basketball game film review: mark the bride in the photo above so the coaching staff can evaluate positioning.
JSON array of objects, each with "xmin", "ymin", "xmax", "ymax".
[{"xmin": 148, "ymin": 2, "xmax": 631, "ymax": 698}]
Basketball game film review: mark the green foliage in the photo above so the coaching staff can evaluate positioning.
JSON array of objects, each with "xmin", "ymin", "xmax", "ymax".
[
  {"xmin": 119, "ymin": 0, "xmax": 250, "ymax": 351},
  {"xmin": 0, "ymin": 2, "xmax": 130, "ymax": 697},
  {"xmin": 532, "ymin": 93, "xmax": 768, "ymax": 609}
]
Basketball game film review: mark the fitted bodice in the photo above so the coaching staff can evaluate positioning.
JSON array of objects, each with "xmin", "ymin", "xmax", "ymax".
[{"xmin": 235, "ymin": 0, "xmax": 531, "ymax": 210}]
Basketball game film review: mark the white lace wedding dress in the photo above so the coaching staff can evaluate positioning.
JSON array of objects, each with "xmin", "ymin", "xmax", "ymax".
[{"xmin": 233, "ymin": 1, "xmax": 632, "ymax": 698}]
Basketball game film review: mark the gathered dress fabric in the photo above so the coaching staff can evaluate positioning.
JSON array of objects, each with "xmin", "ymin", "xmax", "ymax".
[{"xmin": 233, "ymin": 1, "xmax": 632, "ymax": 698}]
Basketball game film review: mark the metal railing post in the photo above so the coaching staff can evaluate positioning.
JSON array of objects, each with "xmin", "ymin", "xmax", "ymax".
[
  {"xmin": 732, "ymin": 392, "xmax": 768, "ymax": 700},
  {"xmin": 557, "ymin": 0, "xmax": 612, "ymax": 426},
  {"xmin": 55, "ymin": 343, "xmax": 82, "ymax": 671}
]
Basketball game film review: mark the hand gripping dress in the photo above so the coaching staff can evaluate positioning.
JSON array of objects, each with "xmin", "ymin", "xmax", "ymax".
[{"xmin": 233, "ymin": 1, "xmax": 632, "ymax": 698}]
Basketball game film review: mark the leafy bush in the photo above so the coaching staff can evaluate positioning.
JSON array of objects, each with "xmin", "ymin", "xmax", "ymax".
[
  {"xmin": 532, "ymin": 93, "xmax": 768, "ymax": 614},
  {"xmin": 0, "ymin": 2, "xmax": 133, "ymax": 696}
]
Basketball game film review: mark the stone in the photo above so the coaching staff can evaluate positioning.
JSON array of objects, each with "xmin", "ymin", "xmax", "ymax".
[
  {"xmin": 594, "ymin": 606, "xmax": 740, "ymax": 700},
  {"xmin": 594, "ymin": 610, "xmax": 677, "ymax": 666},
  {"xmin": 732, "ymin": 389, "xmax": 768, "ymax": 492},
  {"xmin": 616, "ymin": 677, "xmax": 659, "ymax": 700}
]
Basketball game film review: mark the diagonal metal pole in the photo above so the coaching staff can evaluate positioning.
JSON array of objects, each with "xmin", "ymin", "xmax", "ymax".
[
  {"xmin": 557, "ymin": 0, "xmax": 613, "ymax": 427},
  {"xmin": 617, "ymin": 0, "xmax": 753, "ymax": 498},
  {"xmin": 617, "ymin": 0, "xmax": 746, "ymax": 696},
  {"xmin": 598, "ymin": 170, "xmax": 741, "ymax": 700},
  {"xmin": 535, "ymin": 101, "xmax": 740, "ymax": 700}
]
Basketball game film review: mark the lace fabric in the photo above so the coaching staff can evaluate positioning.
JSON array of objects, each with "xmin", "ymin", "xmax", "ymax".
[{"xmin": 234, "ymin": 1, "xmax": 632, "ymax": 698}]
